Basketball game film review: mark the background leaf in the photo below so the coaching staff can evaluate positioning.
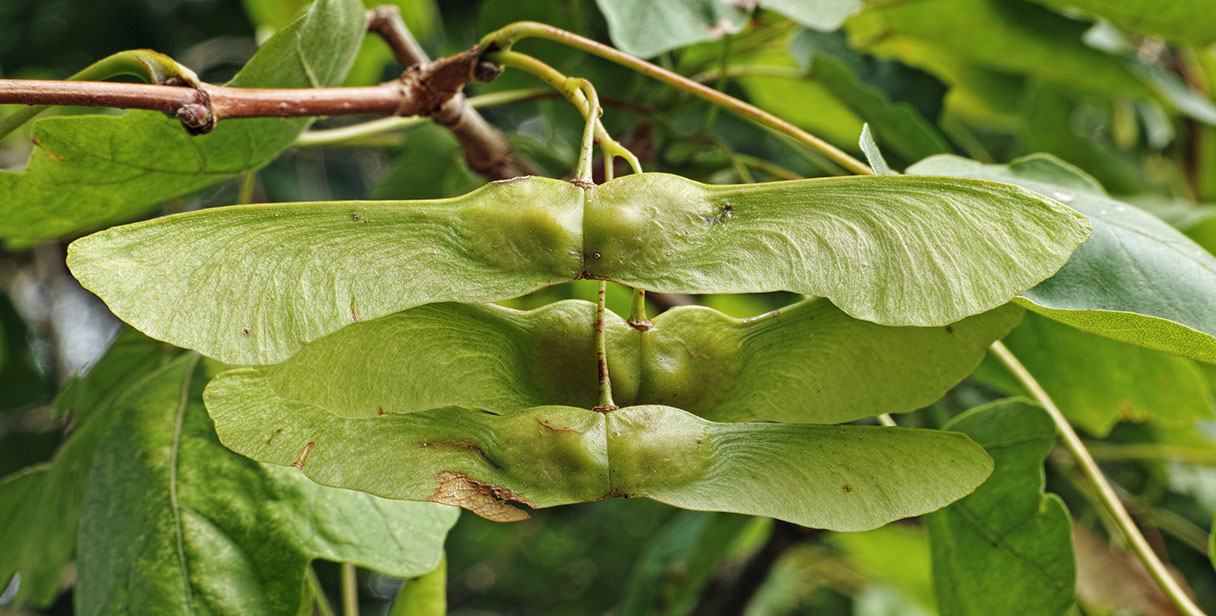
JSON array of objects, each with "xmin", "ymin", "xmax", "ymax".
[
  {"xmin": 594, "ymin": 0, "xmax": 747, "ymax": 59},
  {"xmin": 925, "ymin": 399, "xmax": 1075, "ymax": 616},
  {"xmin": 0, "ymin": 0, "xmax": 365, "ymax": 244},
  {"xmin": 76, "ymin": 354, "xmax": 457, "ymax": 615},
  {"xmin": 973, "ymin": 313, "xmax": 1213, "ymax": 436},
  {"xmin": 908, "ymin": 154, "xmax": 1216, "ymax": 364},
  {"xmin": 1027, "ymin": 0, "xmax": 1216, "ymax": 44}
]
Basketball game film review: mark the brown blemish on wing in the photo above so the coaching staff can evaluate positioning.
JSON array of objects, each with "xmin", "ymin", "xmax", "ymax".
[
  {"xmin": 291, "ymin": 441, "xmax": 315, "ymax": 468},
  {"xmin": 266, "ymin": 428, "xmax": 284, "ymax": 445},
  {"xmin": 842, "ymin": 484, "xmax": 853, "ymax": 494},
  {"xmin": 537, "ymin": 418, "xmax": 582, "ymax": 433},
  {"xmin": 429, "ymin": 471, "xmax": 533, "ymax": 522},
  {"xmin": 377, "ymin": 406, "xmax": 386, "ymax": 416},
  {"xmin": 241, "ymin": 328, "xmax": 250, "ymax": 337}
]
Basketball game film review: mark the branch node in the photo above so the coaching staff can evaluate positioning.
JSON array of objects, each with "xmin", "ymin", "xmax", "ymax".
[{"xmin": 175, "ymin": 87, "xmax": 215, "ymax": 135}]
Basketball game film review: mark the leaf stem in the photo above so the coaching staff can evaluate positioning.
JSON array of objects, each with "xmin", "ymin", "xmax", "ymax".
[
  {"xmin": 306, "ymin": 565, "xmax": 337, "ymax": 616},
  {"xmin": 594, "ymin": 280, "xmax": 617, "ymax": 412},
  {"xmin": 570, "ymin": 78, "xmax": 601, "ymax": 184},
  {"xmin": 341, "ymin": 563, "xmax": 359, "ymax": 616},
  {"xmin": 989, "ymin": 341, "xmax": 1206, "ymax": 616},
  {"xmin": 627, "ymin": 288, "xmax": 651, "ymax": 331},
  {"xmin": 1086, "ymin": 443, "xmax": 1216, "ymax": 467},
  {"xmin": 295, "ymin": 88, "xmax": 549, "ymax": 147},
  {"xmin": 479, "ymin": 21, "xmax": 872, "ymax": 176},
  {"xmin": 486, "ymin": 50, "xmax": 641, "ymax": 174}
]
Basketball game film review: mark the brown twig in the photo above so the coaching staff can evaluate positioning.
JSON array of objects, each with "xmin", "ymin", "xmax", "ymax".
[
  {"xmin": 0, "ymin": 45, "xmax": 483, "ymax": 136},
  {"xmin": 366, "ymin": 5, "xmax": 526, "ymax": 180}
]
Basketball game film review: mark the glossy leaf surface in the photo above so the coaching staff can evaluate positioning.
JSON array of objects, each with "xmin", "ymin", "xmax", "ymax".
[
  {"xmin": 76, "ymin": 355, "xmax": 457, "ymax": 615},
  {"xmin": 206, "ymin": 371, "xmax": 994, "ymax": 531},
  {"xmin": 0, "ymin": 0, "xmax": 365, "ymax": 243},
  {"xmin": 925, "ymin": 399, "xmax": 1074, "ymax": 616},
  {"xmin": 255, "ymin": 298, "xmax": 1021, "ymax": 424},
  {"xmin": 909, "ymin": 154, "xmax": 1216, "ymax": 364}
]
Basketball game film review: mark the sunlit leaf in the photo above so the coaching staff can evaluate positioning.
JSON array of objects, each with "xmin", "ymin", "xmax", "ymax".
[
  {"xmin": 1028, "ymin": 0, "xmax": 1216, "ymax": 45},
  {"xmin": 909, "ymin": 153, "xmax": 1216, "ymax": 364},
  {"xmin": 0, "ymin": 0, "xmax": 365, "ymax": 244},
  {"xmin": 925, "ymin": 399, "xmax": 1074, "ymax": 616}
]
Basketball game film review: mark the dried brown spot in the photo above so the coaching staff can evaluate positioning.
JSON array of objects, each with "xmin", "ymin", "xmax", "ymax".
[
  {"xmin": 241, "ymin": 328, "xmax": 250, "ymax": 337},
  {"xmin": 351, "ymin": 212, "xmax": 361, "ymax": 221},
  {"xmin": 591, "ymin": 404, "xmax": 619, "ymax": 413},
  {"xmin": 537, "ymin": 418, "xmax": 582, "ymax": 433},
  {"xmin": 266, "ymin": 428, "xmax": 284, "ymax": 445},
  {"xmin": 627, "ymin": 318, "xmax": 652, "ymax": 332},
  {"xmin": 570, "ymin": 178, "xmax": 595, "ymax": 189},
  {"xmin": 377, "ymin": 406, "xmax": 386, "ymax": 416},
  {"xmin": 592, "ymin": 252, "xmax": 602, "ymax": 260},
  {"xmin": 842, "ymin": 484, "xmax": 853, "ymax": 494},
  {"xmin": 292, "ymin": 441, "xmax": 315, "ymax": 469},
  {"xmin": 430, "ymin": 471, "xmax": 533, "ymax": 522},
  {"xmin": 349, "ymin": 304, "xmax": 358, "ymax": 323}
]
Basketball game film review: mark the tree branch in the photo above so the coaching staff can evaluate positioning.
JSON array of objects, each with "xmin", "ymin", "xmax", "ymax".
[
  {"xmin": 367, "ymin": 5, "xmax": 527, "ymax": 180},
  {"xmin": 0, "ymin": 46, "xmax": 483, "ymax": 136}
]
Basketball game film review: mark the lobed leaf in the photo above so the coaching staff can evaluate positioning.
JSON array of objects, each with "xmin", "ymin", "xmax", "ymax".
[
  {"xmin": 0, "ymin": 0, "xmax": 365, "ymax": 244},
  {"xmin": 76, "ymin": 354, "xmax": 457, "ymax": 615},
  {"xmin": 925, "ymin": 399, "xmax": 1074, "ymax": 616},
  {"xmin": 205, "ymin": 370, "xmax": 994, "ymax": 531},
  {"xmin": 253, "ymin": 298, "xmax": 1022, "ymax": 424},
  {"xmin": 909, "ymin": 154, "xmax": 1216, "ymax": 364},
  {"xmin": 71, "ymin": 172, "xmax": 1079, "ymax": 363}
]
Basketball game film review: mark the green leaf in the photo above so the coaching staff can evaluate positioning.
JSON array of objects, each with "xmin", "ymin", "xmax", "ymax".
[
  {"xmin": 0, "ymin": 0, "xmax": 365, "ymax": 244},
  {"xmin": 252, "ymin": 298, "xmax": 1020, "ymax": 424},
  {"xmin": 845, "ymin": 0, "xmax": 1150, "ymax": 100},
  {"xmin": 1028, "ymin": 0, "xmax": 1216, "ymax": 45},
  {"xmin": 0, "ymin": 329, "xmax": 177, "ymax": 608},
  {"xmin": 76, "ymin": 354, "xmax": 457, "ymax": 615},
  {"xmin": 68, "ymin": 177, "xmax": 585, "ymax": 364},
  {"xmin": 0, "ymin": 288, "xmax": 51, "ymax": 412},
  {"xmin": 594, "ymin": 0, "xmax": 748, "ymax": 59},
  {"xmin": 618, "ymin": 512, "xmax": 755, "ymax": 616},
  {"xmin": 790, "ymin": 31, "xmax": 952, "ymax": 164},
  {"xmin": 973, "ymin": 312, "xmax": 1213, "ymax": 436},
  {"xmin": 388, "ymin": 555, "xmax": 446, "ymax": 616},
  {"xmin": 925, "ymin": 399, "xmax": 1074, "ymax": 616},
  {"xmin": 585, "ymin": 173, "xmax": 1088, "ymax": 328},
  {"xmin": 205, "ymin": 371, "xmax": 994, "ymax": 530},
  {"xmin": 859, "ymin": 124, "xmax": 894, "ymax": 174},
  {"xmin": 762, "ymin": 0, "xmax": 862, "ymax": 31},
  {"xmin": 908, "ymin": 154, "xmax": 1216, "ymax": 364}
]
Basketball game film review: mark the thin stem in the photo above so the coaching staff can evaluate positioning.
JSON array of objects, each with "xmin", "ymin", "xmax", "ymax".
[
  {"xmin": 341, "ymin": 563, "xmax": 359, "ymax": 616},
  {"xmin": 237, "ymin": 171, "xmax": 257, "ymax": 205},
  {"xmin": 700, "ymin": 34, "xmax": 734, "ymax": 134},
  {"xmin": 0, "ymin": 49, "xmax": 197, "ymax": 139},
  {"xmin": 487, "ymin": 50, "xmax": 641, "ymax": 174},
  {"xmin": 306, "ymin": 565, "xmax": 337, "ymax": 616},
  {"xmin": 570, "ymin": 78, "xmax": 601, "ymax": 184},
  {"xmin": 990, "ymin": 341, "xmax": 1205, "ymax": 616},
  {"xmin": 1086, "ymin": 443, "xmax": 1216, "ymax": 467},
  {"xmin": 593, "ymin": 280, "xmax": 617, "ymax": 412},
  {"xmin": 628, "ymin": 288, "xmax": 651, "ymax": 331},
  {"xmin": 480, "ymin": 22, "xmax": 872, "ymax": 175},
  {"xmin": 734, "ymin": 153, "xmax": 802, "ymax": 180}
]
